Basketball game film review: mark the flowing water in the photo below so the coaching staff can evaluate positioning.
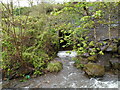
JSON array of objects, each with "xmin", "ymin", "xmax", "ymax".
[{"xmin": 2, "ymin": 51, "xmax": 119, "ymax": 88}]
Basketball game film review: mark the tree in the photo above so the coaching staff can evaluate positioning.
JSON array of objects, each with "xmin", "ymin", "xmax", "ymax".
[{"xmin": 27, "ymin": 0, "xmax": 34, "ymax": 7}]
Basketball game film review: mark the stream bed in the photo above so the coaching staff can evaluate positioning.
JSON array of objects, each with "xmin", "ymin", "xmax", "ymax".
[{"xmin": 2, "ymin": 51, "xmax": 119, "ymax": 88}]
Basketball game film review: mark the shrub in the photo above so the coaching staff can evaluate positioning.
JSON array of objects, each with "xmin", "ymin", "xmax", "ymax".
[
  {"xmin": 47, "ymin": 61, "xmax": 63, "ymax": 72},
  {"xmin": 2, "ymin": 13, "xmax": 59, "ymax": 78}
]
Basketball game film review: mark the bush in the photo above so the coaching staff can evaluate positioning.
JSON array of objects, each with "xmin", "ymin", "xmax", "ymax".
[
  {"xmin": 47, "ymin": 61, "xmax": 63, "ymax": 72},
  {"xmin": 2, "ymin": 14, "xmax": 59, "ymax": 78}
]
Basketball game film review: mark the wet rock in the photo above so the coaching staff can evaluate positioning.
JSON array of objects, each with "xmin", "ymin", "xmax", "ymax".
[
  {"xmin": 81, "ymin": 53, "xmax": 90, "ymax": 58},
  {"xmin": 97, "ymin": 60, "xmax": 110, "ymax": 71},
  {"xmin": 83, "ymin": 63, "xmax": 105, "ymax": 77},
  {"xmin": 104, "ymin": 64, "xmax": 111, "ymax": 71},
  {"xmin": 44, "ymin": 81, "xmax": 50, "ymax": 84},
  {"xmin": 53, "ymin": 84, "xmax": 57, "ymax": 87},
  {"xmin": 109, "ymin": 58, "xmax": 120, "ymax": 70},
  {"xmin": 106, "ymin": 43, "xmax": 117, "ymax": 52},
  {"xmin": 100, "ymin": 45, "xmax": 107, "ymax": 51},
  {"xmin": 97, "ymin": 54, "xmax": 112, "ymax": 72},
  {"xmin": 100, "ymin": 36, "xmax": 109, "ymax": 41},
  {"xmin": 87, "ymin": 55, "xmax": 97, "ymax": 62},
  {"xmin": 106, "ymin": 47, "xmax": 113, "ymax": 52},
  {"xmin": 111, "ymin": 69, "xmax": 120, "ymax": 75}
]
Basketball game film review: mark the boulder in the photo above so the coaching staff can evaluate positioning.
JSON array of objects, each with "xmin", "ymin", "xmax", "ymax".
[
  {"xmin": 96, "ymin": 54, "xmax": 112, "ymax": 71},
  {"xmin": 83, "ymin": 63, "xmax": 105, "ymax": 77},
  {"xmin": 109, "ymin": 58, "xmax": 120, "ymax": 70},
  {"xmin": 79, "ymin": 57, "xmax": 88, "ymax": 64},
  {"xmin": 97, "ymin": 60, "xmax": 111, "ymax": 71}
]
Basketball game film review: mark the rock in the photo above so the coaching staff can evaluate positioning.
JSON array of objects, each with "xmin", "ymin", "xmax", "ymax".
[
  {"xmin": 100, "ymin": 36, "xmax": 109, "ymax": 41},
  {"xmin": 97, "ymin": 60, "xmax": 110, "ymax": 71},
  {"xmin": 87, "ymin": 55, "xmax": 97, "ymax": 62},
  {"xmin": 100, "ymin": 45, "xmax": 107, "ymax": 51},
  {"xmin": 97, "ymin": 54, "xmax": 112, "ymax": 71},
  {"xmin": 44, "ymin": 81, "xmax": 50, "ymax": 84},
  {"xmin": 111, "ymin": 69, "xmax": 120, "ymax": 75},
  {"xmin": 81, "ymin": 53, "xmax": 90, "ymax": 58},
  {"xmin": 109, "ymin": 58, "xmax": 120, "ymax": 70},
  {"xmin": 83, "ymin": 63, "xmax": 105, "ymax": 77},
  {"xmin": 106, "ymin": 47, "xmax": 113, "ymax": 52},
  {"xmin": 106, "ymin": 43, "xmax": 118, "ymax": 52}
]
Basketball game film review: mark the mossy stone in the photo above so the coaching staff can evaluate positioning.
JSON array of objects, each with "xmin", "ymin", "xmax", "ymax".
[
  {"xmin": 109, "ymin": 58, "xmax": 120, "ymax": 70},
  {"xmin": 83, "ymin": 63, "xmax": 105, "ymax": 77}
]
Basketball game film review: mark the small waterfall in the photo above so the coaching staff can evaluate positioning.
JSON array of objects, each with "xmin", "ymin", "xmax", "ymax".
[
  {"xmin": 2, "ymin": 51, "xmax": 119, "ymax": 88},
  {"xmin": 88, "ymin": 78, "xmax": 119, "ymax": 88},
  {"xmin": 57, "ymin": 51, "xmax": 119, "ymax": 88},
  {"xmin": 57, "ymin": 51, "xmax": 77, "ymax": 58}
]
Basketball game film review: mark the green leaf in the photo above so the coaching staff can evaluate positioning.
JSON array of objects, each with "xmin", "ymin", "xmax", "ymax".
[
  {"xmin": 77, "ymin": 44, "xmax": 81, "ymax": 46},
  {"xmin": 60, "ymin": 40, "xmax": 64, "ymax": 43},
  {"xmin": 99, "ymin": 51, "xmax": 104, "ymax": 55}
]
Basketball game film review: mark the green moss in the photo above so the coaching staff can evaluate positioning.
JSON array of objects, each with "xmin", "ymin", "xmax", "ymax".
[
  {"xmin": 73, "ymin": 56, "xmax": 88, "ymax": 69},
  {"xmin": 84, "ymin": 63, "xmax": 105, "ymax": 77},
  {"xmin": 87, "ymin": 55, "xmax": 97, "ymax": 62},
  {"xmin": 47, "ymin": 61, "xmax": 63, "ymax": 72}
]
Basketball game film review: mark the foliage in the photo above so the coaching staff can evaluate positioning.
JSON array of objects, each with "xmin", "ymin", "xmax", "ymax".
[
  {"xmin": 73, "ymin": 57, "xmax": 84, "ymax": 69},
  {"xmin": 1, "ymin": 2, "xmax": 119, "ymax": 79},
  {"xmin": 2, "ymin": 7, "xmax": 59, "ymax": 78},
  {"xmin": 52, "ymin": 2, "xmax": 119, "ymax": 56},
  {"xmin": 47, "ymin": 61, "xmax": 63, "ymax": 72},
  {"xmin": 13, "ymin": 7, "xmax": 31, "ymax": 16}
]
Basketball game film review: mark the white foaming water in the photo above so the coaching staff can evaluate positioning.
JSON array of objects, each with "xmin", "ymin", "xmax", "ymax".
[
  {"xmin": 69, "ymin": 61, "xmax": 74, "ymax": 65},
  {"xmin": 57, "ymin": 51, "xmax": 119, "ymax": 88},
  {"xmin": 88, "ymin": 78, "xmax": 119, "ymax": 88},
  {"xmin": 57, "ymin": 51, "xmax": 77, "ymax": 58},
  {"xmin": 70, "ymin": 82, "xmax": 77, "ymax": 88}
]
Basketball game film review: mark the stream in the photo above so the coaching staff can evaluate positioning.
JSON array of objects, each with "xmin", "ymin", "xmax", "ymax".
[{"xmin": 2, "ymin": 51, "xmax": 119, "ymax": 88}]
